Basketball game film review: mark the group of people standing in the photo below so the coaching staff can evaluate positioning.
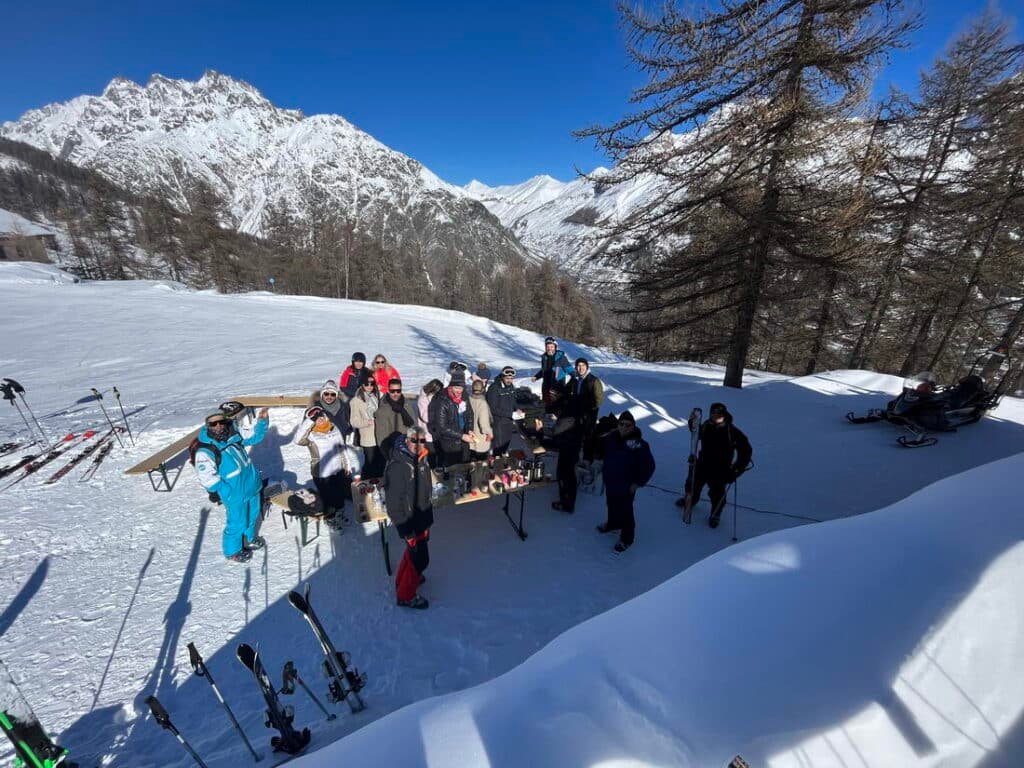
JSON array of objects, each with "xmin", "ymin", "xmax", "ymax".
[{"xmin": 191, "ymin": 336, "xmax": 753, "ymax": 609}]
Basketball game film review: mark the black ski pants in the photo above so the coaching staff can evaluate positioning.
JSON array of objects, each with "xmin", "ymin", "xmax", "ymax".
[
  {"xmin": 691, "ymin": 463, "xmax": 731, "ymax": 519},
  {"xmin": 314, "ymin": 472, "xmax": 350, "ymax": 511},
  {"xmin": 556, "ymin": 439, "xmax": 580, "ymax": 511},
  {"xmin": 604, "ymin": 490, "xmax": 636, "ymax": 546}
]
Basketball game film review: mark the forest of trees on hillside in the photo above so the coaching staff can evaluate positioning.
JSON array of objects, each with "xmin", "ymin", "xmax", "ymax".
[
  {"xmin": 582, "ymin": 1, "xmax": 1024, "ymax": 390},
  {"xmin": 0, "ymin": 137, "xmax": 600, "ymax": 346}
]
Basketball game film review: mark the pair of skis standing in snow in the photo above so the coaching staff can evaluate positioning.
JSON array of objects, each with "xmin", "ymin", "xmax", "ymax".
[{"xmin": 676, "ymin": 403, "xmax": 753, "ymax": 530}]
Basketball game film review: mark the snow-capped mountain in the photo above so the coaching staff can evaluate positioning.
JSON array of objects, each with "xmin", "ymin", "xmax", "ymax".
[
  {"xmin": 464, "ymin": 168, "xmax": 667, "ymax": 284},
  {"xmin": 1, "ymin": 71, "xmax": 530, "ymax": 271}
]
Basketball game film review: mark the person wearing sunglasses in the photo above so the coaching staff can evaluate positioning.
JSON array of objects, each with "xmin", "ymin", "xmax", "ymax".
[
  {"xmin": 374, "ymin": 377, "xmax": 416, "ymax": 461},
  {"xmin": 486, "ymin": 365, "xmax": 524, "ymax": 456},
  {"xmin": 192, "ymin": 406, "xmax": 270, "ymax": 563},
  {"xmin": 339, "ymin": 352, "xmax": 367, "ymax": 399},
  {"xmin": 295, "ymin": 405, "xmax": 362, "ymax": 525},
  {"xmin": 383, "ymin": 426, "xmax": 435, "ymax": 609},
  {"xmin": 428, "ymin": 370, "xmax": 477, "ymax": 467},
  {"xmin": 370, "ymin": 354, "xmax": 401, "ymax": 393},
  {"xmin": 350, "ymin": 370, "xmax": 383, "ymax": 477},
  {"xmin": 310, "ymin": 379, "xmax": 353, "ymax": 444}
]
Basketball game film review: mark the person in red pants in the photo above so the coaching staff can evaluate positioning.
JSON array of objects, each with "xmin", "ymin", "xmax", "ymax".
[{"xmin": 383, "ymin": 426, "xmax": 434, "ymax": 609}]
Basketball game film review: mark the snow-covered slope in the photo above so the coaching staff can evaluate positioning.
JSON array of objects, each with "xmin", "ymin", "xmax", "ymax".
[
  {"xmin": 1, "ymin": 263, "xmax": 1021, "ymax": 767},
  {"xmin": 295, "ymin": 452, "xmax": 1024, "ymax": 768},
  {"xmin": 1, "ymin": 72, "xmax": 532, "ymax": 269},
  {"xmin": 464, "ymin": 168, "xmax": 666, "ymax": 284}
]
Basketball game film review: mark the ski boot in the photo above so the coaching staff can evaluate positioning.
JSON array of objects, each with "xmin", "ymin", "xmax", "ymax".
[
  {"xmin": 246, "ymin": 535, "xmax": 265, "ymax": 550},
  {"xmin": 227, "ymin": 549, "xmax": 253, "ymax": 563}
]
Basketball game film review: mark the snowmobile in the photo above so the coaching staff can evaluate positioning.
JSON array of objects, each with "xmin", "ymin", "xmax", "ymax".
[{"xmin": 846, "ymin": 359, "xmax": 1009, "ymax": 447}]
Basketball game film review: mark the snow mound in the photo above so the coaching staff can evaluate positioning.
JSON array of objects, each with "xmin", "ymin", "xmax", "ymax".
[
  {"xmin": 0, "ymin": 262, "xmax": 79, "ymax": 284},
  {"xmin": 294, "ymin": 454, "xmax": 1024, "ymax": 768}
]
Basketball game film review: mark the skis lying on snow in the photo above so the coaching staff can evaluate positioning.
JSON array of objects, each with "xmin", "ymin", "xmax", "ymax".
[
  {"xmin": 45, "ymin": 428, "xmax": 121, "ymax": 485},
  {"xmin": 187, "ymin": 642, "xmax": 262, "ymax": 762},
  {"xmin": 236, "ymin": 644, "xmax": 311, "ymax": 756},
  {"xmin": 287, "ymin": 583, "xmax": 366, "ymax": 714},
  {"xmin": 1, "ymin": 657, "xmax": 78, "ymax": 768},
  {"xmin": 0, "ymin": 441, "xmax": 29, "ymax": 458},
  {"xmin": 1, "ymin": 433, "xmax": 96, "ymax": 491},
  {"xmin": 145, "ymin": 695, "xmax": 209, "ymax": 768},
  {"xmin": 78, "ymin": 438, "xmax": 116, "ymax": 483}
]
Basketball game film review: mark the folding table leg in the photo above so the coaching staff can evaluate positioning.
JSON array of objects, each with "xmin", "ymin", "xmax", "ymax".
[{"xmin": 379, "ymin": 520, "xmax": 392, "ymax": 575}]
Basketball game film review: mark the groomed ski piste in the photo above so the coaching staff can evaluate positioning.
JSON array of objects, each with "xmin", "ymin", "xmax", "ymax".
[{"xmin": 1, "ymin": 262, "xmax": 1021, "ymax": 767}]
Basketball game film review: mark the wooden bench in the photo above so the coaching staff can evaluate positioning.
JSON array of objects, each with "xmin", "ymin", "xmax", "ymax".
[{"xmin": 124, "ymin": 394, "xmax": 309, "ymax": 491}]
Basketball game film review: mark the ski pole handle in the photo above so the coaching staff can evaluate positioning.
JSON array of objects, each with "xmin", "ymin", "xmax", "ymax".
[{"xmin": 187, "ymin": 642, "xmax": 207, "ymax": 677}]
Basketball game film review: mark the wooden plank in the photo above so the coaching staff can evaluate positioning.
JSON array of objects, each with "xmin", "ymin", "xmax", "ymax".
[
  {"xmin": 230, "ymin": 395, "xmax": 310, "ymax": 407},
  {"xmin": 125, "ymin": 427, "xmax": 200, "ymax": 475}
]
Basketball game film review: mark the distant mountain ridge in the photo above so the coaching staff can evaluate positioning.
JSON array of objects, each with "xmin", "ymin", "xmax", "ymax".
[{"xmin": 1, "ymin": 71, "xmax": 532, "ymax": 276}]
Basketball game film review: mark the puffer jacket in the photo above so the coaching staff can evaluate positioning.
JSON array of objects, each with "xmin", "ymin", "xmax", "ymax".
[
  {"xmin": 383, "ymin": 440, "xmax": 434, "ymax": 537},
  {"xmin": 295, "ymin": 418, "xmax": 363, "ymax": 479},
  {"xmin": 193, "ymin": 418, "xmax": 269, "ymax": 507},
  {"xmin": 697, "ymin": 411, "xmax": 752, "ymax": 473},
  {"xmin": 429, "ymin": 388, "xmax": 475, "ymax": 453}
]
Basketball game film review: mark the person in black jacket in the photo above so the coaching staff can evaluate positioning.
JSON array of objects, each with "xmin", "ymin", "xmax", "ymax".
[
  {"xmin": 428, "ymin": 371, "xmax": 476, "ymax": 467},
  {"xmin": 597, "ymin": 411, "xmax": 656, "ymax": 552},
  {"xmin": 569, "ymin": 358, "xmax": 604, "ymax": 461},
  {"xmin": 486, "ymin": 366, "xmax": 522, "ymax": 456},
  {"xmin": 685, "ymin": 402, "xmax": 752, "ymax": 528},
  {"xmin": 551, "ymin": 410, "xmax": 583, "ymax": 513},
  {"xmin": 383, "ymin": 427, "xmax": 435, "ymax": 609}
]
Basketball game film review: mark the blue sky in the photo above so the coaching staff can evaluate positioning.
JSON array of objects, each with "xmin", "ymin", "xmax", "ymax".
[{"xmin": 1, "ymin": 1, "xmax": 1019, "ymax": 186}]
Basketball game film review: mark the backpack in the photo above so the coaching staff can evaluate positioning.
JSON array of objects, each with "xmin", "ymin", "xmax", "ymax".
[{"xmin": 189, "ymin": 437, "xmax": 223, "ymax": 468}]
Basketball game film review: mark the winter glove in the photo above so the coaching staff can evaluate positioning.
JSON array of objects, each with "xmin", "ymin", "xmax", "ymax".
[{"xmin": 208, "ymin": 491, "xmax": 222, "ymax": 505}]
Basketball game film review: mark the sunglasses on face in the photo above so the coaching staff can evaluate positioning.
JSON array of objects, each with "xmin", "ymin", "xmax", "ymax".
[
  {"xmin": 363, "ymin": 382, "xmax": 375, "ymax": 388},
  {"xmin": 207, "ymin": 419, "xmax": 230, "ymax": 428},
  {"xmin": 322, "ymin": 392, "xmax": 337, "ymax": 399},
  {"xmin": 389, "ymin": 388, "xmax": 402, "ymax": 394},
  {"xmin": 408, "ymin": 438, "xmax": 427, "ymax": 444},
  {"xmin": 374, "ymin": 360, "xmax": 385, "ymax": 365}
]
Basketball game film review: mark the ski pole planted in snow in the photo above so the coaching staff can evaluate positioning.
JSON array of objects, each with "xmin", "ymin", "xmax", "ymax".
[
  {"xmin": 145, "ymin": 695, "xmax": 210, "ymax": 768},
  {"xmin": 1, "ymin": 379, "xmax": 50, "ymax": 449},
  {"xmin": 281, "ymin": 661, "xmax": 336, "ymax": 722},
  {"xmin": 1, "ymin": 379, "xmax": 51, "ymax": 450},
  {"xmin": 187, "ymin": 642, "xmax": 263, "ymax": 762},
  {"xmin": 112, "ymin": 387, "xmax": 135, "ymax": 446},
  {"xmin": 732, "ymin": 479, "xmax": 739, "ymax": 542},
  {"xmin": 89, "ymin": 388, "xmax": 125, "ymax": 448}
]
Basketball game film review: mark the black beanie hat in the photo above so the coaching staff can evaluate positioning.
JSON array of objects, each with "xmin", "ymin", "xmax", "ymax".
[
  {"xmin": 575, "ymin": 357, "xmax": 589, "ymax": 368},
  {"xmin": 352, "ymin": 352, "xmax": 366, "ymax": 364},
  {"xmin": 710, "ymin": 402, "xmax": 727, "ymax": 416},
  {"xmin": 618, "ymin": 410, "xmax": 635, "ymax": 424}
]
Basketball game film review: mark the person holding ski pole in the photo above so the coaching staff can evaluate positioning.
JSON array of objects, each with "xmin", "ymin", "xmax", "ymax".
[
  {"xmin": 383, "ymin": 426, "xmax": 434, "ymax": 610},
  {"xmin": 687, "ymin": 402, "xmax": 752, "ymax": 529},
  {"xmin": 191, "ymin": 407, "xmax": 270, "ymax": 563}
]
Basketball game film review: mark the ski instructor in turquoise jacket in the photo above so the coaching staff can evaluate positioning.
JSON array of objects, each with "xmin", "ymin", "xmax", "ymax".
[{"xmin": 193, "ymin": 408, "xmax": 270, "ymax": 563}]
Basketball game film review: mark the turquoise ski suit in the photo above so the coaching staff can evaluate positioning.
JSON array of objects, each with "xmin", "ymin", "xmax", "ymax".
[{"xmin": 193, "ymin": 417, "xmax": 269, "ymax": 556}]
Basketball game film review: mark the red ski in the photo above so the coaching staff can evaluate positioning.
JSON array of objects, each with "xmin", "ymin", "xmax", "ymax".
[
  {"xmin": 45, "ymin": 429, "xmax": 119, "ymax": 485},
  {"xmin": 1, "ymin": 433, "xmax": 95, "ymax": 491}
]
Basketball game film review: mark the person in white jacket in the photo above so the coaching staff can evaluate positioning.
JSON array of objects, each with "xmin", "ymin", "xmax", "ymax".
[{"xmin": 295, "ymin": 405, "xmax": 363, "ymax": 523}]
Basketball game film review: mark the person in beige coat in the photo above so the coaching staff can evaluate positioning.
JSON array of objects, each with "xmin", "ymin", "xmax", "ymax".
[
  {"xmin": 350, "ymin": 370, "xmax": 383, "ymax": 477},
  {"xmin": 469, "ymin": 379, "xmax": 494, "ymax": 460}
]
